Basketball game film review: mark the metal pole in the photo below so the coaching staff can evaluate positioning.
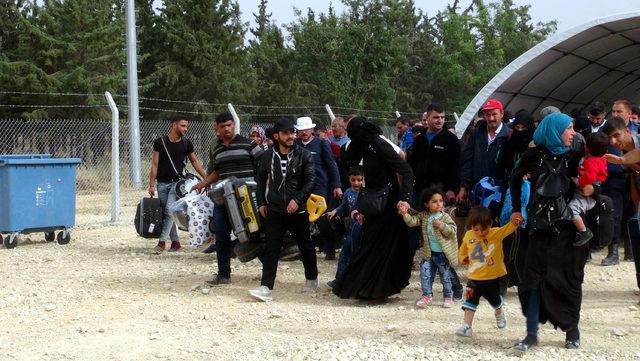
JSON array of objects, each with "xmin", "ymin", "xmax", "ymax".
[
  {"xmin": 125, "ymin": 0, "xmax": 141, "ymax": 188},
  {"xmin": 105, "ymin": 92, "xmax": 120, "ymax": 223},
  {"xmin": 325, "ymin": 104, "xmax": 336, "ymax": 121},
  {"xmin": 453, "ymin": 112, "xmax": 460, "ymax": 123},
  {"xmin": 227, "ymin": 103, "xmax": 240, "ymax": 135},
  {"xmin": 395, "ymin": 110, "xmax": 401, "ymax": 118}
]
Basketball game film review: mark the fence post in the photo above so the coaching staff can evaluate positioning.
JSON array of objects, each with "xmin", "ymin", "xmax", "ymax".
[
  {"xmin": 325, "ymin": 104, "xmax": 336, "ymax": 121},
  {"xmin": 227, "ymin": 103, "xmax": 240, "ymax": 135},
  {"xmin": 125, "ymin": 0, "xmax": 142, "ymax": 189},
  {"xmin": 105, "ymin": 92, "xmax": 120, "ymax": 223},
  {"xmin": 453, "ymin": 112, "xmax": 460, "ymax": 123}
]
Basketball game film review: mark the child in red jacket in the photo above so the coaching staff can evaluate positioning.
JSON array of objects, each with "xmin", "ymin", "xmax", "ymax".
[{"xmin": 569, "ymin": 132, "xmax": 609, "ymax": 247}]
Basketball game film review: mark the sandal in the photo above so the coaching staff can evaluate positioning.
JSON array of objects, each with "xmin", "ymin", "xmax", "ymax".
[{"xmin": 512, "ymin": 335, "xmax": 538, "ymax": 352}]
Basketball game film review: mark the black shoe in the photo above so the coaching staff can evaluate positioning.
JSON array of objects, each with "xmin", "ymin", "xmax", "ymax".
[
  {"xmin": 453, "ymin": 287, "xmax": 463, "ymax": 301},
  {"xmin": 512, "ymin": 335, "xmax": 538, "ymax": 352},
  {"xmin": 573, "ymin": 229, "xmax": 593, "ymax": 247},
  {"xmin": 327, "ymin": 279, "xmax": 336, "ymax": 288},
  {"xmin": 601, "ymin": 253, "xmax": 619, "ymax": 266},
  {"xmin": 206, "ymin": 274, "xmax": 230, "ymax": 286},
  {"xmin": 202, "ymin": 243, "xmax": 217, "ymax": 254},
  {"xmin": 564, "ymin": 339, "xmax": 580, "ymax": 349}
]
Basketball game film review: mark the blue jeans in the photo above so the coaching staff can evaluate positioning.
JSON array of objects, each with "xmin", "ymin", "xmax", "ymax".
[
  {"xmin": 213, "ymin": 204, "xmax": 233, "ymax": 278},
  {"xmin": 420, "ymin": 252, "xmax": 453, "ymax": 297},
  {"xmin": 336, "ymin": 222, "xmax": 362, "ymax": 278},
  {"xmin": 157, "ymin": 181, "xmax": 178, "ymax": 242}
]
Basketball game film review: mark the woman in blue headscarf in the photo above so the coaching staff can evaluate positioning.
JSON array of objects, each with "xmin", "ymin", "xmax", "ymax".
[{"xmin": 508, "ymin": 112, "xmax": 588, "ymax": 352}]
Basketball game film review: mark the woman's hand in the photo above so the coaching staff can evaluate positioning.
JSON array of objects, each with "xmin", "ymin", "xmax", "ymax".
[
  {"xmin": 397, "ymin": 201, "xmax": 410, "ymax": 215},
  {"xmin": 510, "ymin": 212, "xmax": 524, "ymax": 226}
]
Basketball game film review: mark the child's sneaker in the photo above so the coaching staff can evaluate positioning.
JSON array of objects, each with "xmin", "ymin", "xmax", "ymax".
[
  {"xmin": 455, "ymin": 324, "xmax": 472, "ymax": 337},
  {"xmin": 442, "ymin": 297, "xmax": 454, "ymax": 308},
  {"xmin": 496, "ymin": 310, "xmax": 507, "ymax": 329},
  {"xmin": 168, "ymin": 241, "xmax": 181, "ymax": 252},
  {"xmin": 573, "ymin": 229, "xmax": 593, "ymax": 247},
  {"xmin": 415, "ymin": 295, "xmax": 432, "ymax": 308}
]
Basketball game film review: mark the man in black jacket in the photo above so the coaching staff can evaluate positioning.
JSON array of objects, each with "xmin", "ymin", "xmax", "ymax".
[
  {"xmin": 408, "ymin": 102, "xmax": 461, "ymax": 202},
  {"xmin": 249, "ymin": 118, "xmax": 319, "ymax": 302},
  {"xmin": 457, "ymin": 99, "xmax": 510, "ymax": 202}
]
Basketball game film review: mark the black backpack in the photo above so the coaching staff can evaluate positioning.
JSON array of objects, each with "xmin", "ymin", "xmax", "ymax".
[{"xmin": 528, "ymin": 151, "xmax": 573, "ymax": 233}]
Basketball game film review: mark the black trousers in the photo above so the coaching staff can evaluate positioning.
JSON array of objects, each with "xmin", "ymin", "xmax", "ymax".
[{"xmin": 261, "ymin": 210, "xmax": 318, "ymax": 289}]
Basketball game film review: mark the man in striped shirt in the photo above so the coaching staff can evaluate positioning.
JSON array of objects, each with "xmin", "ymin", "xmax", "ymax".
[{"xmin": 192, "ymin": 112, "xmax": 264, "ymax": 285}]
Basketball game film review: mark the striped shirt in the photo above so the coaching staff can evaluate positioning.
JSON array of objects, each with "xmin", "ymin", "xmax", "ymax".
[{"xmin": 208, "ymin": 135, "xmax": 263, "ymax": 180}]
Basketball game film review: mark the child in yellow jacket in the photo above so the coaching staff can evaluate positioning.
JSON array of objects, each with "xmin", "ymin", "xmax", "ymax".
[
  {"xmin": 398, "ymin": 186, "xmax": 458, "ymax": 308},
  {"xmin": 455, "ymin": 206, "xmax": 521, "ymax": 338}
]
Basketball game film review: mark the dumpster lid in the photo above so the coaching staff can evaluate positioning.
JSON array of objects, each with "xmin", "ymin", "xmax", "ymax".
[{"xmin": 0, "ymin": 157, "xmax": 82, "ymax": 166}]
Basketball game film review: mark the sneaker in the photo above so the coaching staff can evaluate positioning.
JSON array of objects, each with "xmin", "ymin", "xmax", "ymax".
[
  {"xmin": 573, "ymin": 229, "xmax": 593, "ymax": 247},
  {"xmin": 303, "ymin": 279, "xmax": 319, "ymax": 293},
  {"xmin": 248, "ymin": 285, "xmax": 273, "ymax": 302},
  {"xmin": 168, "ymin": 241, "xmax": 181, "ymax": 252},
  {"xmin": 153, "ymin": 241, "xmax": 166, "ymax": 253},
  {"xmin": 442, "ymin": 297, "xmax": 454, "ymax": 308},
  {"xmin": 453, "ymin": 288, "xmax": 463, "ymax": 302},
  {"xmin": 496, "ymin": 310, "xmax": 507, "ymax": 329},
  {"xmin": 326, "ymin": 279, "xmax": 337, "ymax": 289},
  {"xmin": 206, "ymin": 274, "xmax": 230, "ymax": 286},
  {"xmin": 415, "ymin": 295, "xmax": 433, "ymax": 308},
  {"xmin": 512, "ymin": 335, "xmax": 538, "ymax": 352},
  {"xmin": 455, "ymin": 324, "xmax": 472, "ymax": 337}
]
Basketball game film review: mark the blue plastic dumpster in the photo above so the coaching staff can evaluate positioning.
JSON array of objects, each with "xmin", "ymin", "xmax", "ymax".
[{"xmin": 0, "ymin": 155, "xmax": 82, "ymax": 248}]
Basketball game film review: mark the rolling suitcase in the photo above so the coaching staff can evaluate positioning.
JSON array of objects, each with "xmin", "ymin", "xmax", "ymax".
[
  {"xmin": 135, "ymin": 197, "xmax": 163, "ymax": 238},
  {"xmin": 209, "ymin": 176, "xmax": 260, "ymax": 243}
]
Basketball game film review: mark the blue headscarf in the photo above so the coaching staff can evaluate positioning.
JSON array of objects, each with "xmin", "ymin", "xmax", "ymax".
[{"xmin": 533, "ymin": 112, "xmax": 573, "ymax": 155}]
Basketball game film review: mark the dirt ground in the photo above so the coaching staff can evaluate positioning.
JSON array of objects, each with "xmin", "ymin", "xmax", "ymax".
[{"xmin": 1, "ymin": 201, "xmax": 640, "ymax": 360}]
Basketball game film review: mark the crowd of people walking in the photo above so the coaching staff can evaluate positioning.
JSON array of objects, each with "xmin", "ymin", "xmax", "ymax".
[{"xmin": 147, "ymin": 98, "xmax": 640, "ymax": 352}]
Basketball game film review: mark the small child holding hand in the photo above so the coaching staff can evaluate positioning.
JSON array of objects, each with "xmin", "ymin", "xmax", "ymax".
[{"xmin": 398, "ymin": 186, "xmax": 458, "ymax": 308}]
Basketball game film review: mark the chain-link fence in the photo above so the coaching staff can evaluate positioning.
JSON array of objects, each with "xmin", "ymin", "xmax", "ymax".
[{"xmin": 1, "ymin": 117, "xmax": 401, "ymax": 226}]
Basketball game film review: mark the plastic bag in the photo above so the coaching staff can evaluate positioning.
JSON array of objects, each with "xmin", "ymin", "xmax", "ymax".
[
  {"xmin": 499, "ymin": 180, "xmax": 530, "ymax": 227},
  {"xmin": 169, "ymin": 193, "xmax": 215, "ymax": 247}
]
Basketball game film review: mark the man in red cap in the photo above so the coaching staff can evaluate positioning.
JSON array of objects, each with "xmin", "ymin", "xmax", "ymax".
[{"xmin": 457, "ymin": 99, "xmax": 510, "ymax": 204}]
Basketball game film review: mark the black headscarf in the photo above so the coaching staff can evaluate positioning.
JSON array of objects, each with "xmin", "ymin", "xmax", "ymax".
[
  {"xmin": 346, "ymin": 116, "xmax": 382, "ymax": 164},
  {"xmin": 509, "ymin": 111, "xmax": 534, "ymax": 153}
]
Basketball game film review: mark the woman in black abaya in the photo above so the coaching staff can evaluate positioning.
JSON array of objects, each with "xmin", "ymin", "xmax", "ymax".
[{"xmin": 332, "ymin": 117, "xmax": 414, "ymax": 300}]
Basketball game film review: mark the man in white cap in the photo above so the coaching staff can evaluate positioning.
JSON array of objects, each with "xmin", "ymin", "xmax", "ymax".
[
  {"xmin": 295, "ymin": 116, "xmax": 343, "ymax": 260},
  {"xmin": 294, "ymin": 116, "xmax": 342, "ymax": 200}
]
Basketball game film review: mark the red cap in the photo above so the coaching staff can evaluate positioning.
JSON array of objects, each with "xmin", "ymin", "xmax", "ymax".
[{"xmin": 481, "ymin": 99, "xmax": 504, "ymax": 112}]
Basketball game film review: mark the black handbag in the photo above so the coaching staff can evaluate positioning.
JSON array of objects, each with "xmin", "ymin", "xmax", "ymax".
[{"xmin": 356, "ymin": 185, "xmax": 391, "ymax": 217}]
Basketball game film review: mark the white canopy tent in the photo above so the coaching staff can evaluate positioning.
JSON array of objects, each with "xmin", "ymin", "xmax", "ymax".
[{"xmin": 456, "ymin": 11, "xmax": 640, "ymax": 137}]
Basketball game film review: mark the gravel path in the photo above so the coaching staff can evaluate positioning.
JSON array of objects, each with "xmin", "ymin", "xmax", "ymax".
[{"xmin": 0, "ymin": 224, "xmax": 639, "ymax": 360}]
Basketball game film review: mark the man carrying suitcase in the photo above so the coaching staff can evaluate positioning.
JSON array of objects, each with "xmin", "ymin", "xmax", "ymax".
[
  {"xmin": 191, "ymin": 112, "xmax": 264, "ymax": 285},
  {"xmin": 149, "ymin": 116, "xmax": 207, "ymax": 253},
  {"xmin": 249, "ymin": 117, "xmax": 319, "ymax": 302}
]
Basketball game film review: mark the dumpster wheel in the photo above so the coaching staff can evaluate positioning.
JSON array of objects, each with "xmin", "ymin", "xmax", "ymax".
[
  {"xmin": 56, "ymin": 230, "xmax": 71, "ymax": 245},
  {"xmin": 3, "ymin": 233, "xmax": 18, "ymax": 249},
  {"xmin": 45, "ymin": 231, "xmax": 55, "ymax": 242}
]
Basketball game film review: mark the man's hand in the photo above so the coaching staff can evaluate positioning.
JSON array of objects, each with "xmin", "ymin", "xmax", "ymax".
[
  {"xmin": 148, "ymin": 185, "xmax": 155, "ymax": 197},
  {"xmin": 456, "ymin": 187, "xmax": 467, "ymax": 203},
  {"xmin": 286, "ymin": 200, "xmax": 299, "ymax": 214},
  {"xmin": 259, "ymin": 205, "xmax": 268, "ymax": 218},
  {"xmin": 580, "ymin": 184, "xmax": 595, "ymax": 197},
  {"xmin": 327, "ymin": 210, "xmax": 336, "ymax": 219},
  {"xmin": 445, "ymin": 191, "xmax": 456, "ymax": 203},
  {"xmin": 397, "ymin": 201, "xmax": 410, "ymax": 215},
  {"xmin": 510, "ymin": 212, "xmax": 524, "ymax": 226},
  {"xmin": 605, "ymin": 153, "xmax": 624, "ymax": 164},
  {"xmin": 190, "ymin": 181, "xmax": 206, "ymax": 194},
  {"xmin": 332, "ymin": 188, "xmax": 343, "ymax": 198}
]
